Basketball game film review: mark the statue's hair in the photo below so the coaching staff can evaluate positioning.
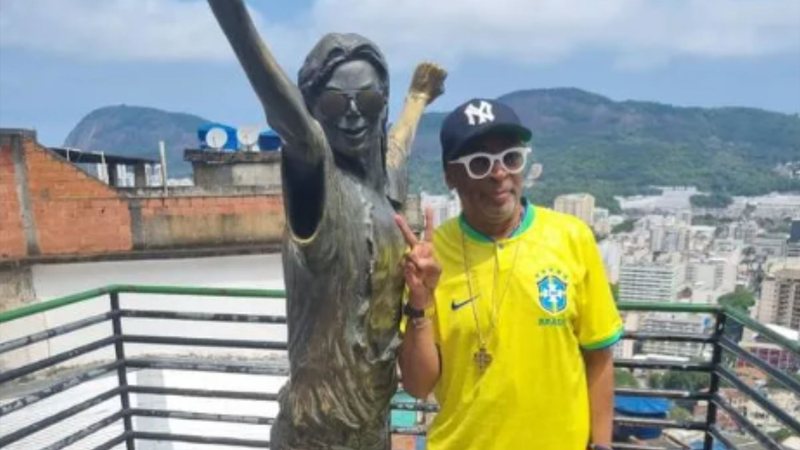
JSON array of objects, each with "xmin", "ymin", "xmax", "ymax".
[
  {"xmin": 298, "ymin": 33, "xmax": 389, "ymax": 171},
  {"xmin": 298, "ymin": 33, "xmax": 389, "ymax": 102}
]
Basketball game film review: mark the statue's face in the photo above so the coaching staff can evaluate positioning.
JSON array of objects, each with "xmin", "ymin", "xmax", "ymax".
[{"xmin": 312, "ymin": 60, "xmax": 386, "ymax": 162}]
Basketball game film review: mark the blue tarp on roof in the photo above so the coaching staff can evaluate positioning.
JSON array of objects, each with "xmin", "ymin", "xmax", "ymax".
[
  {"xmin": 690, "ymin": 440, "xmax": 729, "ymax": 450},
  {"xmin": 615, "ymin": 396, "xmax": 671, "ymax": 417},
  {"xmin": 614, "ymin": 396, "xmax": 671, "ymax": 441}
]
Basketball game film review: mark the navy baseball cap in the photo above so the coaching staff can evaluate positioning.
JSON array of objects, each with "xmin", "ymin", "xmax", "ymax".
[{"xmin": 440, "ymin": 98, "xmax": 532, "ymax": 165}]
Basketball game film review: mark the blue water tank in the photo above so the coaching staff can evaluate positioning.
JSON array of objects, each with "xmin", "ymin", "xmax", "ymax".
[
  {"xmin": 197, "ymin": 123, "xmax": 238, "ymax": 150},
  {"xmin": 258, "ymin": 129, "xmax": 282, "ymax": 151}
]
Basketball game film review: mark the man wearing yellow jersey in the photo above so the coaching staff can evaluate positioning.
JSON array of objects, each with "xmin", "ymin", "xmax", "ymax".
[{"xmin": 395, "ymin": 98, "xmax": 622, "ymax": 450}]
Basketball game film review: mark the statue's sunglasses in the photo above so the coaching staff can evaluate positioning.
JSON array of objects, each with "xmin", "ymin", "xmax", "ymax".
[
  {"xmin": 448, "ymin": 146, "xmax": 531, "ymax": 180},
  {"xmin": 317, "ymin": 89, "xmax": 386, "ymax": 120}
]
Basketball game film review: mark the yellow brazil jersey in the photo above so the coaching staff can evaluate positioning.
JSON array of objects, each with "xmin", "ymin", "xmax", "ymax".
[{"xmin": 427, "ymin": 201, "xmax": 623, "ymax": 450}]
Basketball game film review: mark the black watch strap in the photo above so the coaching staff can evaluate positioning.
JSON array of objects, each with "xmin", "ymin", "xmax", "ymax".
[{"xmin": 403, "ymin": 303, "xmax": 426, "ymax": 318}]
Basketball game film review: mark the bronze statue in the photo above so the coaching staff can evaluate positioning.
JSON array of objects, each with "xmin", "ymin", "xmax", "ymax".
[{"xmin": 208, "ymin": 2, "xmax": 445, "ymax": 449}]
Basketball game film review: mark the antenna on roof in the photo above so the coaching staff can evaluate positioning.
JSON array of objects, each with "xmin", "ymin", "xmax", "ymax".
[
  {"xmin": 205, "ymin": 127, "xmax": 228, "ymax": 151},
  {"xmin": 237, "ymin": 126, "xmax": 260, "ymax": 152}
]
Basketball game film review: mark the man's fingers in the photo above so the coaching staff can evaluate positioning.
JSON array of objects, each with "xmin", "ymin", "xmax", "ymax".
[
  {"xmin": 423, "ymin": 207, "xmax": 435, "ymax": 243},
  {"xmin": 394, "ymin": 214, "xmax": 419, "ymax": 247},
  {"xmin": 405, "ymin": 254, "xmax": 440, "ymax": 279},
  {"xmin": 404, "ymin": 243, "xmax": 434, "ymax": 267}
]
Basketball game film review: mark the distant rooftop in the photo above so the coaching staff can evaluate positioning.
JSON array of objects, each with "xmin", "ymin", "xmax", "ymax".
[
  {"xmin": 764, "ymin": 324, "xmax": 800, "ymax": 342},
  {"xmin": 49, "ymin": 146, "xmax": 157, "ymax": 165}
]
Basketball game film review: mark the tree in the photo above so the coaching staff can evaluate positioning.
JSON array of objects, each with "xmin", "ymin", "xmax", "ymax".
[
  {"xmin": 612, "ymin": 219, "xmax": 635, "ymax": 234},
  {"xmin": 716, "ymin": 287, "xmax": 754, "ymax": 345},
  {"xmin": 769, "ymin": 428, "xmax": 795, "ymax": 443},
  {"xmin": 690, "ymin": 193, "xmax": 733, "ymax": 208},
  {"xmin": 650, "ymin": 371, "xmax": 711, "ymax": 410},
  {"xmin": 717, "ymin": 286, "xmax": 755, "ymax": 312},
  {"xmin": 669, "ymin": 406, "xmax": 694, "ymax": 422},
  {"xmin": 658, "ymin": 371, "xmax": 710, "ymax": 392},
  {"xmin": 615, "ymin": 368, "xmax": 637, "ymax": 388}
]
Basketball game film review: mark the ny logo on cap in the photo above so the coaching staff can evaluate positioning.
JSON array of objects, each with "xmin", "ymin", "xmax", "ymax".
[{"xmin": 464, "ymin": 101, "xmax": 495, "ymax": 126}]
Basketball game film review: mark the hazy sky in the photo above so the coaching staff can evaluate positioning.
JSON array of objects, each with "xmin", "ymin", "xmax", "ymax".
[{"xmin": 1, "ymin": 0, "xmax": 799, "ymax": 147}]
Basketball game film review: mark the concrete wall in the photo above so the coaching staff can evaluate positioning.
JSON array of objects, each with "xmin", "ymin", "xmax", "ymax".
[
  {"xmin": 132, "ymin": 195, "xmax": 284, "ymax": 249},
  {"xmin": 193, "ymin": 161, "xmax": 282, "ymax": 190},
  {"xmin": 0, "ymin": 265, "xmax": 35, "ymax": 310},
  {"xmin": 0, "ymin": 130, "xmax": 286, "ymax": 261}
]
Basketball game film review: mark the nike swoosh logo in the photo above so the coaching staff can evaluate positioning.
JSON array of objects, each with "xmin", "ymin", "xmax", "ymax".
[{"xmin": 451, "ymin": 296, "xmax": 478, "ymax": 311}]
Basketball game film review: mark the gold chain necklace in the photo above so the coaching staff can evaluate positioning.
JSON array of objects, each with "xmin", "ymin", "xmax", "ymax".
[{"xmin": 460, "ymin": 229, "xmax": 522, "ymax": 373}]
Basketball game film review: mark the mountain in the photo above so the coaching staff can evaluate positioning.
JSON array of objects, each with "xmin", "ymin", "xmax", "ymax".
[
  {"xmin": 408, "ymin": 88, "xmax": 800, "ymax": 211},
  {"xmin": 64, "ymin": 90, "xmax": 800, "ymax": 208},
  {"xmin": 63, "ymin": 105, "xmax": 209, "ymax": 177}
]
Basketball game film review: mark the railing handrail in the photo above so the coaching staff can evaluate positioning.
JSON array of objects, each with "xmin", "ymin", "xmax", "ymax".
[
  {"xmin": 0, "ymin": 284, "xmax": 287, "ymax": 323},
  {"xmin": 2, "ymin": 287, "xmax": 795, "ymax": 355},
  {"xmin": 0, "ymin": 286, "xmax": 113, "ymax": 323},
  {"xmin": 3, "ymin": 287, "xmax": 796, "ymax": 353},
  {"xmin": 617, "ymin": 301, "xmax": 800, "ymax": 354},
  {"xmin": 2, "ymin": 288, "xmax": 720, "ymax": 323},
  {"xmin": 721, "ymin": 304, "xmax": 800, "ymax": 354},
  {"xmin": 1, "ymin": 285, "xmax": 799, "ymax": 450},
  {"xmin": 617, "ymin": 301, "xmax": 720, "ymax": 314}
]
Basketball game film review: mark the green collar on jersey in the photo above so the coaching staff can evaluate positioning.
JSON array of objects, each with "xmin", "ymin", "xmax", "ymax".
[{"xmin": 459, "ymin": 197, "xmax": 535, "ymax": 244}]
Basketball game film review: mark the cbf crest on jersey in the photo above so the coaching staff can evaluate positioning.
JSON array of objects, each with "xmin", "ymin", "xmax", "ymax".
[{"xmin": 536, "ymin": 269, "xmax": 569, "ymax": 315}]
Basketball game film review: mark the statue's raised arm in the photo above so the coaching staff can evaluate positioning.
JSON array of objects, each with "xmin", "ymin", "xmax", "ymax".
[
  {"xmin": 386, "ymin": 62, "xmax": 447, "ymax": 207},
  {"xmin": 208, "ymin": 0, "xmax": 324, "ymax": 164}
]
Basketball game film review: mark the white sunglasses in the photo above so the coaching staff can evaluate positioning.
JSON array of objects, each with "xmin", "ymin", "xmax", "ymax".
[{"xmin": 448, "ymin": 146, "xmax": 531, "ymax": 180}]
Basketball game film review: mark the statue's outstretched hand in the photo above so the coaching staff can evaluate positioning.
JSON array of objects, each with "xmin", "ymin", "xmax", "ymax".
[{"xmin": 409, "ymin": 62, "xmax": 447, "ymax": 105}]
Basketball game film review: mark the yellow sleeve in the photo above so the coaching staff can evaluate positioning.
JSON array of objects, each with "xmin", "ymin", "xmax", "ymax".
[{"xmin": 573, "ymin": 223, "xmax": 623, "ymax": 350}]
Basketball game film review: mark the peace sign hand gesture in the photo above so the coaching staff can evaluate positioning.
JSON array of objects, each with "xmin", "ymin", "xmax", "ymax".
[{"xmin": 395, "ymin": 209, "xmax": 442, "ymax": 309}]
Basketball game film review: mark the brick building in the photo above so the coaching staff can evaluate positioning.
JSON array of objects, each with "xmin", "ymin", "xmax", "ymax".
[{"xmin": 0, "ymin": 129, "xmax": 286, "ymax": 308}]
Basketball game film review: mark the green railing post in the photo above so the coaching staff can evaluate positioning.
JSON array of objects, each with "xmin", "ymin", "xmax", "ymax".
[
  {"xmin": 704, "ymin": 310, "xmax": 727, "ymax": 450},
  {"xmin": 110, "ymin": 290, "xmax": 135, "ymax": 450}
]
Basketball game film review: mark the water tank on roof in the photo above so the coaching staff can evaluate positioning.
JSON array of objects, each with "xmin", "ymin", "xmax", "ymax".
[
  {"xmin": 198, "ymin": 123, "xmax": 238, "ymax": 150},
  {"xmin": 259, "ymin": 129, "xmax": 282, "ymax": 151}
]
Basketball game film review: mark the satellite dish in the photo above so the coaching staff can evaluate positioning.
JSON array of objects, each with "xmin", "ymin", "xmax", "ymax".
[
  {"xmin": 205, "ymin": 127, "xmax": 228, "ymax": 151},
  {"xmin": 237, "ymin": 126, "xmax": 260, "ymax": 151}
]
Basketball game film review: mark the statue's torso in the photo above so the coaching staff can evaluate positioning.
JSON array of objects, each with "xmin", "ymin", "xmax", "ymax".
[{"xmin": 278, "ymin": 161, "xmax": 405, "ymax": 448}]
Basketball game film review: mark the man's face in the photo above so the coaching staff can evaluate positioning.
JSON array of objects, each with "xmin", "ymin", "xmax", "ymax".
[
  {"xmin": 312, "ymin": 59, "xmax": 386, "ymax": 162},
  {"xmin": 446, "ymin": 133, "xmax": 526, "ymax": 228}
]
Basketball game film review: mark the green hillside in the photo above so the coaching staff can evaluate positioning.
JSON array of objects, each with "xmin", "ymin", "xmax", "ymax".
[
  {"xmin": 64, "ymin": 89, "xmax": 800, "ymax": 205},
  {"xmin": 63, "ymin": 105, "xmax": 208, "ymax": 177},
  {"xmin": 409, "ymin": 88, "xmax": 800, "ymax": 211}
]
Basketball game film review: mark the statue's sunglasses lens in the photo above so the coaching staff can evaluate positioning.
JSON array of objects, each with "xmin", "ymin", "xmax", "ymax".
[{"xmin": 318, "ymin": 90, "xmax": 385, "ymax": 119}]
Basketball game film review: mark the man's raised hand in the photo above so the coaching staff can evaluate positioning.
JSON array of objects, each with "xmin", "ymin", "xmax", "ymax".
[{"xmin": 395, "ymin": 208, "xmax": 441, "ymax": 308}]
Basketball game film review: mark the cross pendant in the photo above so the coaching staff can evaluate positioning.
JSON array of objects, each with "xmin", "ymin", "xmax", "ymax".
[{"xmin": 474, "ymin": 347, "xmax": 493, "ymax": 372}]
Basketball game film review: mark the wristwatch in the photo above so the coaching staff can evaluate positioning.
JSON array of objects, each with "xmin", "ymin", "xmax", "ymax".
[
  {"xmin": 403, "ymin": 303, "xmax": 427, "ymax": 318},
  {"xmin": 588, "ymin": 444, "xmax": 613, "ymax": 450}
]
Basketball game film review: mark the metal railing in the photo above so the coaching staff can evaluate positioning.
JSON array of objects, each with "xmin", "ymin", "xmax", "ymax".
[{"xmin": 0, "ymin": 285, "xmax": 798, "ymax": 449}]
